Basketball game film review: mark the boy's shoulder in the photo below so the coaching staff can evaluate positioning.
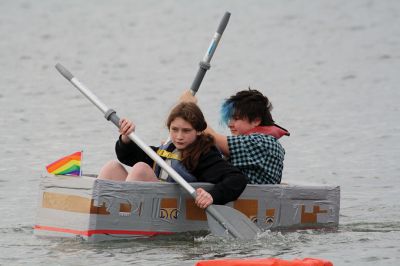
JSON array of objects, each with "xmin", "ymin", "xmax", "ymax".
[{"xmin": 228, "ymin": 133, "xmax": 277, "ymax": 143}]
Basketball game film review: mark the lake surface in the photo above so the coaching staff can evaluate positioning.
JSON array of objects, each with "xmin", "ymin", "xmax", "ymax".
[{"xmin": 0, "ymin": 0, "xmax": 399, "ymax": 265}]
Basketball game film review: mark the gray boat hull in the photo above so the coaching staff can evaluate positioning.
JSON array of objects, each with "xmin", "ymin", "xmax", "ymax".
[{"xmin": 34, "ymin": 175, "xmax": 340, "ymax": 241}]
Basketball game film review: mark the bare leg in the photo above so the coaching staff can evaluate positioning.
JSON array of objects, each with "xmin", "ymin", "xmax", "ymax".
[
  {"xmin": 98, "ymin": 160, "xmax": 128, "ymax": 181},
  {"xmin": 126, "ymin": 162, "xmax": 159, "ymax": 182}
]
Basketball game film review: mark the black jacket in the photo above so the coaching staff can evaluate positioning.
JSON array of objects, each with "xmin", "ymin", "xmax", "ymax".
[{"xmin": 115, "ymin": 136, "xmax": 248, "ymax": 205}]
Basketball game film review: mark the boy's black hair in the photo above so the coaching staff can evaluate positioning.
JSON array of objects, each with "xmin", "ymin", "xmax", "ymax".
[{"xmin": 225, "ymin": 88, "xmax": 274, "ymax": 126}]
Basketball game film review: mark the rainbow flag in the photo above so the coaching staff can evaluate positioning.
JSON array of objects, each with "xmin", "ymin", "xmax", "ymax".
[{"xmin": 46, "ymin": 151, "xmax": 82, "ymax": 176}]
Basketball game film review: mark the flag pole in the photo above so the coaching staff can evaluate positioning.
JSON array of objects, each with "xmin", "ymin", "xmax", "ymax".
[{"xmin": 79, "ymin": 150, "xmax": 83, "ymax": 176}]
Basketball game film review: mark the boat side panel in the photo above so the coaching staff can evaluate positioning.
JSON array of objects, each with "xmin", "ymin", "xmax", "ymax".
[
  {"xmin": 34, "ymin": 175, "xmax": 340, "ymax": 241},
  {"xmin": 88, "ymin": 180, "xmax": 210, "ymax": 241},
  {"xmin": 34, "ymin": 175, "xmax": 96, "ymax": 240},
  {"xmin": 239, "ymin": 185, "xmax": 340, "ymax": 230}
]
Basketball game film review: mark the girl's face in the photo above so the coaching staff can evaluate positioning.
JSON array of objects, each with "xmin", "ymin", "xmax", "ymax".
[
  {"xmin": 228, "ymin": 116, "xmax": 260, "ymax": 135},
  {"xmin": 169, "ymin": 117, "xmax": 199, "ymax": 150}
]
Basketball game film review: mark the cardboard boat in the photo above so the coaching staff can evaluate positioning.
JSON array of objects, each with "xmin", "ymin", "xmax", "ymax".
[{"xmin": 34, "ymin": 174, "xmax": 340, "ymax": 241}]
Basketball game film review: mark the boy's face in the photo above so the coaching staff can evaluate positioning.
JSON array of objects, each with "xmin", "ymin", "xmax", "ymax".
[{"xmin": 228, "ymin": 116, "xmax": 260, "ymax": 135}]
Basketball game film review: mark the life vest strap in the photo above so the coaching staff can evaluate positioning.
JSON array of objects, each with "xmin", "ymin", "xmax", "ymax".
[{"xmin": 156, "ymin": 149, "xmax": 181, "ymax": 160}]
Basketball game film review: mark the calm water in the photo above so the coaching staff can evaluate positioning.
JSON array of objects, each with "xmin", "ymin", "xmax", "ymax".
[{"xmin": 1, "ymin": 0, "xmax": 399, "ymax": 265}]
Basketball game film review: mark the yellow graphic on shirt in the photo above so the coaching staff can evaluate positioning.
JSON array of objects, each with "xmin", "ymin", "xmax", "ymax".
[{"xmin": 156, "ymin": 149, "xmax": 181, "ymax": 160}]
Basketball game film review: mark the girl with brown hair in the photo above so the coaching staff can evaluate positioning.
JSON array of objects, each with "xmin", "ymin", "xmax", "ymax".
[{"xmin": 98, "ymin": 102, "xmax": 247, "ymax": 209}]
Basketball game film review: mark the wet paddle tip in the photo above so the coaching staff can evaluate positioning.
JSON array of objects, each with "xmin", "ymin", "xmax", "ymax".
[
  {"xmin": 55, "ymin": 63, "xmax": 74, "ymax": 81},
  {"xmin": 206, "ymin": 204, "xmax": 262, "ymax": 240}
]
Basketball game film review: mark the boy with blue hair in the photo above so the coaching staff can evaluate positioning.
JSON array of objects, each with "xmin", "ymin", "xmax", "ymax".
[{"xmin": 180, "ymin": 88, "xmax": 289, "ymax": 184}]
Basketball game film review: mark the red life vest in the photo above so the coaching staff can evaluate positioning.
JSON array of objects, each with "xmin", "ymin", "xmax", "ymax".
[{"xmin": 243, "ymin": 124, "xmax": 290, "ymax": 139}]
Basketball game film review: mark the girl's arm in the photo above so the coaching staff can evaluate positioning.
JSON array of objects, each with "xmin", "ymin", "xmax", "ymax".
[
  {"xmin": 194, "ymin": 147, "xmax": 247, "ymax": 205},
  {"xmin": 115, "ymin": 136, "xmax": 154, "ymax": 167},
  {"xmin": 115, "ymin": 118, "xmax": 156, "ymax": 167}
]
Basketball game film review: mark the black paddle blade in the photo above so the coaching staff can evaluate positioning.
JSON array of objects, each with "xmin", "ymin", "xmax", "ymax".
[{"xmin": 205, "ymin": 204, "xmax": 261, "ymax": 240}]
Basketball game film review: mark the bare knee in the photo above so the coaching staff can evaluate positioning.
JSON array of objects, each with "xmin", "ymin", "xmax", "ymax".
[
  {"xmin": 98, "ymin": 160, "xmax": 128, "ymax": 181},
  {"xmin": 126, "ymin": 162, "xmax": 158, "ymax": 182}
]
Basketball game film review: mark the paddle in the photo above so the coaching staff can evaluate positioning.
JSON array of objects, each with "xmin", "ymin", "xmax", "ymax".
[
  {"xmin": 162, "ymin": 12, "xmax": 230, "ymax": 145},
  {"xmin": 189, "ymin": 11, "xmax": 230, "ymax": 95},
  {"xmin": 55, "ymin": 63, "xmax": 261, "ymax": 239}
]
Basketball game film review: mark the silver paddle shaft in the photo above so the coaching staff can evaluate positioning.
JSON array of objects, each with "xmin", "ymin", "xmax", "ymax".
[{"xmin": 190, "ymin": 12, "xmax": 230, "ymax": 95}]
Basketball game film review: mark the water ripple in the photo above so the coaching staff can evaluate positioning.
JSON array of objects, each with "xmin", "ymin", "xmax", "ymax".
[{"xmin": 340, "ymin": 222, "xmax": 400, "ymax": 233}]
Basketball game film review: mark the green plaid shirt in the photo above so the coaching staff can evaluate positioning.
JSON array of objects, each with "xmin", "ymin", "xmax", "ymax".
[{"xmin": 227, "ymin": 134, "xmax": 285, "ymax": 184}]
